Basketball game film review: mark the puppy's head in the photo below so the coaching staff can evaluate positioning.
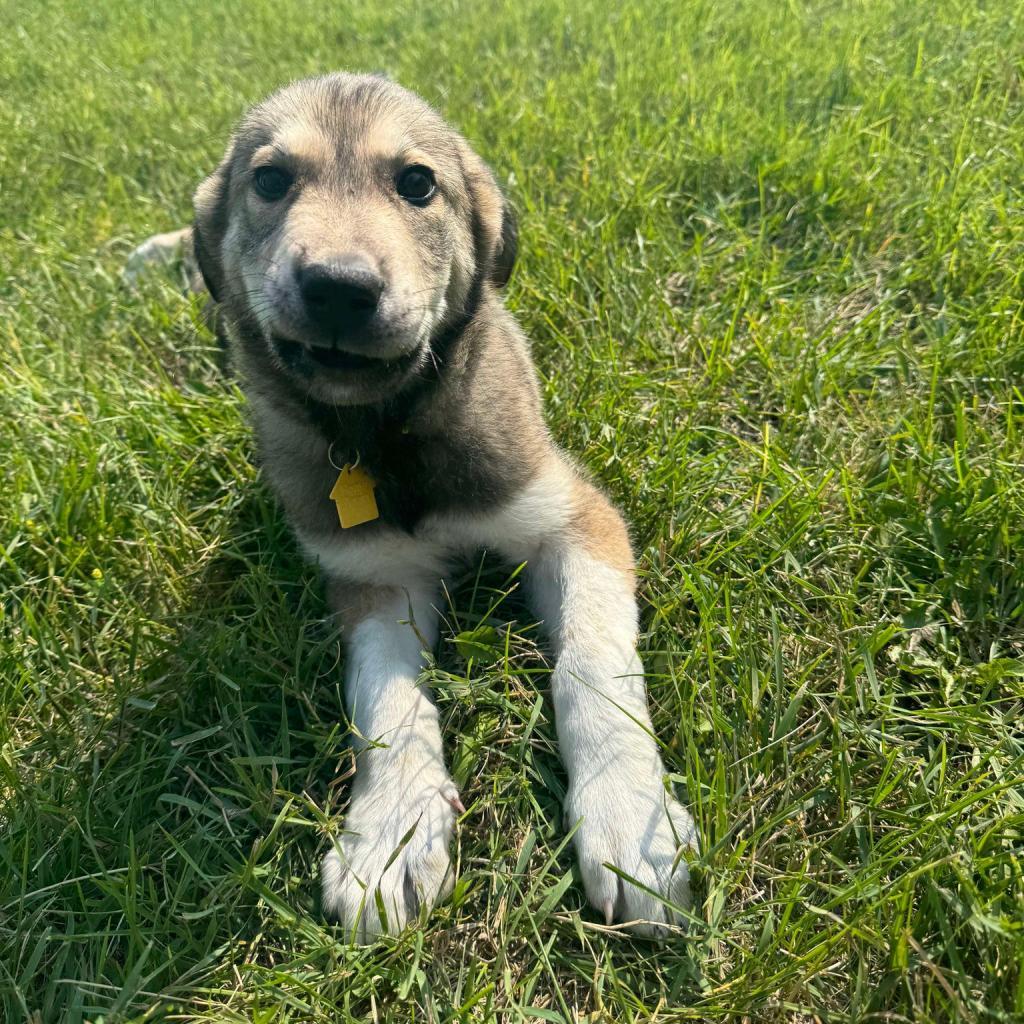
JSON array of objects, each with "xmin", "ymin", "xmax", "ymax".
[{"xmin": 194, "ymin": 73, "xmax": 516, "ymax": 406}]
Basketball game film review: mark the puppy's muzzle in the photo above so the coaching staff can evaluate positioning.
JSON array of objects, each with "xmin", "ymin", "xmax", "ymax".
[{"xmin": 298, "ymin": 256, "xmax": 385, "ymax": 338}]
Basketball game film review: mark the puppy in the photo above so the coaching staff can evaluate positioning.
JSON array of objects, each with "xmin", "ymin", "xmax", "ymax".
[{"xmin": 130, "ymin": 72, "xmax": 698, "ymax": 941}]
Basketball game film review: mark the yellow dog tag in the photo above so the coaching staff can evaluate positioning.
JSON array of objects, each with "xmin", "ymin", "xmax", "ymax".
[{"xmin": 329, "ymin": 464, "xmax": 379, "ymax": 528}]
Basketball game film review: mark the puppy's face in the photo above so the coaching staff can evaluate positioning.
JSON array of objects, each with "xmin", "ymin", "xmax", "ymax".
[{"xmin": 194, "ymin": 74, "xmax": 515, "ymax": 405}]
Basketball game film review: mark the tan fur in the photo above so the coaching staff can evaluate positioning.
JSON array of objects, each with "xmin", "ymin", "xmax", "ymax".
[
  {"xmin": 355, "ymin": 119, "xmax": 412, "ymax": 161},
  {"xmin": 257, "ymin": 121, "xmax": 335, "ymax": 170},
  {"xmin": 570, "ymin": 476, "xmax": 636, "ymax": 578}
]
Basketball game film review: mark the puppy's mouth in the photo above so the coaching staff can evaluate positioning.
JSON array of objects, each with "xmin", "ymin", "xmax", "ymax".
[{"xmin": 273, "ymin": 336, "xmax": 421, "ymax": 378}]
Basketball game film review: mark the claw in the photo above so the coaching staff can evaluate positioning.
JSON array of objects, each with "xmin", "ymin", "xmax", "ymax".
[
  {"xmin": 603, "ymin": 899, "xmax": 614, "ymax": 926},
  {"xmin": 447, "ymin": 792, "xmax": 466, "ymax": 814}
]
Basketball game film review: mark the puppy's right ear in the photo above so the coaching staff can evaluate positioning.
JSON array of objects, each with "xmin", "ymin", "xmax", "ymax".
[{"xmin": 192, "ymin": 156, "xmax": 232, "ymax": 303}]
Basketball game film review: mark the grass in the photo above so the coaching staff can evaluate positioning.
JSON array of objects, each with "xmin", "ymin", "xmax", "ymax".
[{"xmin": 2, "ymin": 0, "xmax": 1023, "ymax": 1019}]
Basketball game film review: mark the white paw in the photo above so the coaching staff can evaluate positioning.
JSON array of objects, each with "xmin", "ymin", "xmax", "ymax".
[
  {"xmin": 568, "ymin": 773, "xmax": 698, "ymax": 936},
  {"xmin": 321, "ymin": 770, "xmax": 461, "ymax": 942}
]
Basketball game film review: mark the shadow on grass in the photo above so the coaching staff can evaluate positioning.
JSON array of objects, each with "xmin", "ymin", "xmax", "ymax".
[{"xmin": 2, "ymin": 479, "xmax": 623, "ymax": 1020}]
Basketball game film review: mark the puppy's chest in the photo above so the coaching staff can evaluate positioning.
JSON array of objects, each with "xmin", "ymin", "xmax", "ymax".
[
  {"xmin": 258, "ymin": 406, "xmax": 566, "ymax": 587},
  {"xmin": 332, "ymin": 429, "xmax": 509, "ymax": 530},
  {"xmin": 261, "ymin": 411, "xmax": 526, "ymax": 539},
  {"xmin": 274, "ymin": 434, "xmax": 515, "ymax": 586}
]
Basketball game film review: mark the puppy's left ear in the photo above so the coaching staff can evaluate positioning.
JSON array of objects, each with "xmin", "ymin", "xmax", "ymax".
[
  {"xmin": 492, "ymin": 196, "xmax": 518, "ymax": 289},
  {"xmin": 462, "ymin": 144, "xmax": 518, "ymax": 288},
  {"xmin": 192, "ymin": 154, "xmax": 233, "ymax": 303}
]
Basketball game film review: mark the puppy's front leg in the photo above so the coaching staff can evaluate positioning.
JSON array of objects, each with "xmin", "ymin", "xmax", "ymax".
[
  {"xmin": 528, "ymin": 483, "xmax": 699, "ymax": 935},
  {"xmin": 321, "ymin": 580, "xmax": 459, "ymax": 941}
]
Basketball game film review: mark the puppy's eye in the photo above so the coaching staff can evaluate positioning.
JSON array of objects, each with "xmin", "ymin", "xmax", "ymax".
[
  {"xmin": 253, "ymin": 166, "xmax": 293, "ymax": 201},
  {"xmin": 396, "ymin": 165, "xmax": 436, "ymax": 204}
]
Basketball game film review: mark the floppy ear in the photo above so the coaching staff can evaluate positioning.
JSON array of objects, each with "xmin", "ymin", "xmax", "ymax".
[
  {"xmin": 492, "ymin": 196, "xmax": 518, "ymax": 289},
  {"xmin": 192, "ymin": 156, "xmax": 232, "ymax": 303},
  {"xmin": 461, "ymin": 144, "xmax": 518, "ymax": 288}
]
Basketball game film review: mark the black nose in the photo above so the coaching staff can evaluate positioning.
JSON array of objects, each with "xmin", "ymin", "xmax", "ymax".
[{"xmin": 298, "ymin": 258, "xmax": 385, "ymax": 335}]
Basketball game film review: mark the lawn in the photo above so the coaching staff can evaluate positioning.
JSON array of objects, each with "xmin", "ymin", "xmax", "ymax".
[{"xmin": 2, "ymin": 0, "xmax": 1023, "ymax": 1020}]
